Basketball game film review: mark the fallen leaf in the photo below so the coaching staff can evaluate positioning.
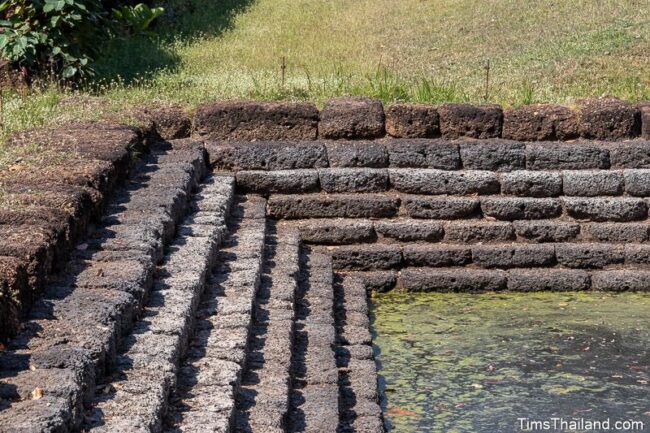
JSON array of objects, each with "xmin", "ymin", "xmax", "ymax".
[
  {"xmin": 470, "ymin": 383, "xmax": 483, "ymax": 389},
  {"xmin": 96, "ymin": 268, "xmax": 104, "ymax": 277},
  {"xmin": 31, "ymin": 387, "xmax": 43, "ymax": 400},
  {"xmin": 386, "ymin": 407, "xmax": 418, "ymax": 417}
]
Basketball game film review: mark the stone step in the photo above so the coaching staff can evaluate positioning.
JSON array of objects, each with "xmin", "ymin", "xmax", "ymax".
[
  {"xmin": 0, "ymin": 143, "xmax": 211, "ymax": 433},
  {"xmin": 267, "ymin": 193, "xmax": 650, "ymax": 223},
  {"xmin": 397, "ymin": 267, "xmax": 650, "ymax": 292},
  {"xmin": 82, "ymin": 184, "xmax": 239, "ymax": 432},
  {"xmin": 334, "ymin": 275, "xmax": 384, "ymax": 433},
  {"xmin": 236, "ymin": 167, "xmax": 650, "ymax": 197},
  {"xmin": 286, "ymin": 218, "xmax": 650, "ymax": 245},
  {"xmin": 208, "ymin": 139, "xmax": 650, "ymax": 171},
  {"xmin": 327, "ymin": 242, "xmax": 650, "ymax": 271},
  {"xmin": 163, "ymin": 195, "xmax": 267, "ymax": 433},
  {"xmin": 287, "ymin": 248, "xmax": 339, "ymax": 433},
  {"xmin": 232, "ymin": 223, "xmax": 301, "ymax": 433}
]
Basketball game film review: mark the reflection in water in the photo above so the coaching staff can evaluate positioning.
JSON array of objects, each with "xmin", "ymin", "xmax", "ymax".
[{"xmin": 371, "ymin": 292, "xmax": 650, "ymax": 433}]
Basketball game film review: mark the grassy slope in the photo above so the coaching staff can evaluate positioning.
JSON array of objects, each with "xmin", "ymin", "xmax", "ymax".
[{"xmin": 1, "ymin": 0, "xmax": 649, "ymax": 144}]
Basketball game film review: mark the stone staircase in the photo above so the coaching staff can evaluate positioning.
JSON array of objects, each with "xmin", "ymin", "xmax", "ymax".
[{"xmin": 2, "ymin": 129, "xmax": 650, "ymax": 432}]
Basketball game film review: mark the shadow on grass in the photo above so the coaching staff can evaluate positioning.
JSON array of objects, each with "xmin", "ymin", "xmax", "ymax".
[{"xmin": 92, "ymin": 0, "xmax": 255, "ymax": 85}]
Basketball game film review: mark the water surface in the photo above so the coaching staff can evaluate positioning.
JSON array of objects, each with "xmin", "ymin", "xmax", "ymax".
[{"xmin": 371, "ymin": 292, "xmax": 650, "ymax": 433}]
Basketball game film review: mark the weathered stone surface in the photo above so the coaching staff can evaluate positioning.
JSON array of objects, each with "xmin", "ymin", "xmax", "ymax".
[
  {"xmin": 513, "ymin": 221, "xmax": 581, "ymax": 243},
  {"xmin": 578, "ymin": 97, "xmax": 640, "ymax": 140},
  {"xmin": 481, "ymin": 198, "xmax": 562, "ymax": 220},
  {"xmin": 526, "ymin": 143, "xmax": 609, "ymax": 170},
  {"xmin": 389, "ymin": 169, "xmax": 499, "ymax": 195},
  {"xmin": 236, "ymin": 170, "xmax": 319, "ymax": 193},
  {"xmin": 623, "ymin": 170, "xmax": 650, "ymax": 196},
  {"xmin": 445, "ymin": 222, "xmax": 515, "ymax": 243},
  {"xmin": 319, "ymin": 168, "xmax": 389, "ymax": 193},
  {"xmin": 330, "ymin": 245, "xmax": 402, "ymax": 270},
  {"xmin": 562, "ymin": 170, "xmax": 624, "ymax": 196},
  {"xmin": 325, "ymin": 142, "xmax": 388, "ymax": 167},
  {"xmin": 193, "ymin": 101, "xmax": 319, "ymax": 140},
  {"xmin": 608, "ymin": 141, "xmax": 650, "ymax": 168},
  {"xmin": 386, "ymin": 139, "xmax": 460, "ymax": 169},
  {"xmin": 507, "ymin": 269, "xmax": 590, "ymax": 291},
  {"xmin": 0, "ymin": 256, "xmax": 28, "ymax": 341},
  {"xmin": 375, "ymin": 220, "xmax": 444, "ymax": 242},
  {"xmin": 293, "ymin": 219, "xmax": 376, "ymax": 244},
  {"xmin": 438, "ymin": 104, "xmax": 503, "ymax": 139},
  {"xmin": 459, "ymin": 139, "xmax": 525, "ymax": 171},
  {"xmin": 399, "ymin": 268, "xmax": 507, "ymax": 292},
  {"xmin": 385, "ymin": 104, "xmax": 440, "ymax": 138},
  {"xmin": 624, "ymin": 244, "xmax": 650, "ymax": 265},
  {"xmin": 267, "ymin": 194, "xmax": 400, "ymax": 219},
  {"xmin": 472, "ymin": 244, "xmax": 555, "ymax": 268},
  {"xmin": 583, "ymin": 223, "xmax": 649, "ymax": 243},
  {"xmin": 563, "ymin": 197, "xmax": 648, "ymax": 222},
  {"xmin": 319, "ymin": 97, "xmax": 385, "ymax": 139},
  {"xmin": 209, "ymin": 142, "xmax": 328, "ymax": 171},
  {"xmin": 555, "ymin": 243, "xmax": 624, "ymax": 268},
  {"xmin": 591, "ymin": 271, "xmax": 650, "ymax": 291},
  {"xmin": 502, "ymin": 104, "xmax": 579, "ymax": 141},
  {"xmin": 501, "ymin": 171, "xmax": 563, "ymax": 197},
  {"xmin": 403, "ymin": 196, "xmax": 480, "ymax": 219},
  {"xmin": 402, "ymin": 245, "xmax": 471, "ymax": 267}
]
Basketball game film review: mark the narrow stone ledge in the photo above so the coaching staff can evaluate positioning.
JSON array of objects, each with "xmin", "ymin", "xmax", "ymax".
[
  {"xmin": 193, "ymin": 101, "xmax": 319, "ymax": 141},
  {"xmin": 267, "ymin": 194, "xmax": 400, "ymax": 219}
]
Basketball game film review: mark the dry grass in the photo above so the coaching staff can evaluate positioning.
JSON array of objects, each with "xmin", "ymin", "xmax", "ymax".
[{"xmin": 1, "ymin": 0, "xmax": 649, "ymax": 146}]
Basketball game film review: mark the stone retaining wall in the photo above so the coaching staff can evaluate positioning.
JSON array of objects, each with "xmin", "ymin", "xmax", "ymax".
[{"xmin": 1, "ymin": 96, "xmax": 649, "ymax": 343}]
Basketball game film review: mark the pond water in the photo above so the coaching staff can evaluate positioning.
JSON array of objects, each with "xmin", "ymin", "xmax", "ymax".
[{"xmin": 371, "ymin": 292, "xmax": 650, "ymax": 433}]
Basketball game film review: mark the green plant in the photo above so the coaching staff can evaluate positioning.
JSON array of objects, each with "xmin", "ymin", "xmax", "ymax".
[
  {"xmin": 0, "ymin": 0, "xmax": 105, "ymax": 79},
  {"xmin": 112, "ymin": 3, "xmax": 164, "ymax": 36}
]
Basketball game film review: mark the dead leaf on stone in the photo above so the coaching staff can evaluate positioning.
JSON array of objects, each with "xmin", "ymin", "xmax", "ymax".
[
  {"xmin": 96, "ymin": 268, "xmax": 104, "ymax": 277},
  {"xmin": 31, "ymin": 387, "xmax": 43, "ymax": 400}
]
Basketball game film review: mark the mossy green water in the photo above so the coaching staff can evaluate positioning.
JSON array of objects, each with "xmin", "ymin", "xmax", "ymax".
[{"xmin": 371, "ymin": 292, "xmax": 650, "ymax": 433}]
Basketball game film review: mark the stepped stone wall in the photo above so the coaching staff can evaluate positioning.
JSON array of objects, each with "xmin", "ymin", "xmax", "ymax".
[{"xmin": 0, "ymin": 96, "xmax": 649, "ymax": 433}]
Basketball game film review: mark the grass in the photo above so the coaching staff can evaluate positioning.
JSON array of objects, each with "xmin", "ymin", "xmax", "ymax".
[{"xmin": 0, "ymin": 0, "xmax": 649, "ymax": 147}]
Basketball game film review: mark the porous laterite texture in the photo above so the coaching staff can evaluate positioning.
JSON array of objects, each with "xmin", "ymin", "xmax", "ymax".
[{"xmin": 2, "ymin": 98, "xmax": 650, "ymax": 433}]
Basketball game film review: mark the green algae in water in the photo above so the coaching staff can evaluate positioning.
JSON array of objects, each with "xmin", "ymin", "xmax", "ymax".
[{"xmin": 371, "ymin": 292, "xmax": 650, "ymax": 433}]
